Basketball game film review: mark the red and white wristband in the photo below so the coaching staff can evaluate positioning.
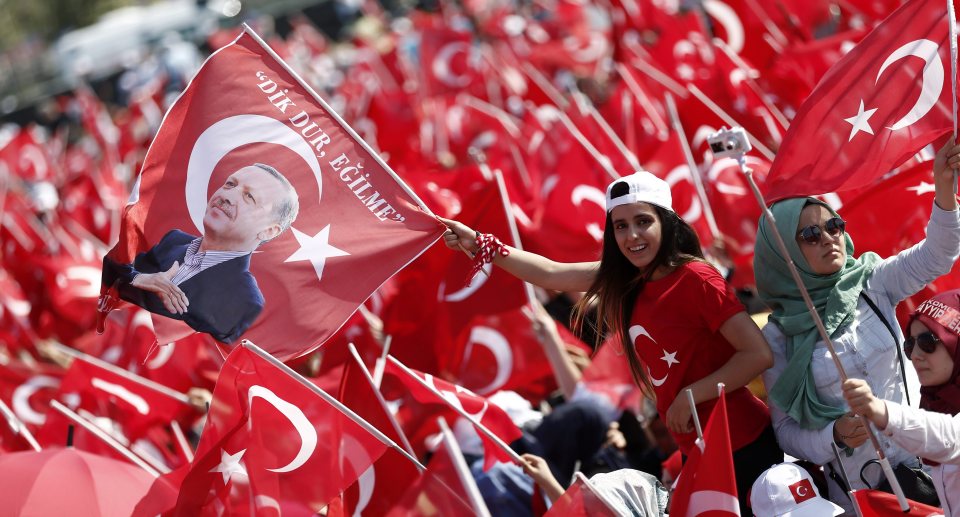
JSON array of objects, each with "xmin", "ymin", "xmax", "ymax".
[{"xmin": 465, "ymin": 232, "xmax": 510, "ymax": 286}]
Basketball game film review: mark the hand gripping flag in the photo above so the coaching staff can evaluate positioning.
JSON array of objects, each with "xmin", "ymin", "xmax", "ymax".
[
  {"xmin": 764, "ymin": 0, "xmax": 957, "ymax": 200},
  {"xmin": 98, "ymin": 26, "xmax": 444, "ymax": 359},
  {"xmin": 669, "ymin": 387, "xmax": 741, "ymax": 517}
]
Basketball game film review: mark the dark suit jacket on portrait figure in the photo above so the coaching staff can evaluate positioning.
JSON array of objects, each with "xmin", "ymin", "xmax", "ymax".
[{"xmin": 102, "ymin": 230, "xmax": 264, "ymax": 344}]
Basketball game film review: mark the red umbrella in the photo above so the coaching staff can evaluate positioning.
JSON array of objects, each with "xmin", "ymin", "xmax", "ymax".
[{"xmin": 0, "ymin": 446, "xmax": 156, "ymax": 516}]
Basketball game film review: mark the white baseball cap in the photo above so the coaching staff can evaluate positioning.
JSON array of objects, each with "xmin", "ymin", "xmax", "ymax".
[
  {"xmin": 750, "ymin": 463, "xmax": 844, "ymax": 517},
  {"xmin": 604, "ymin": 170, "xmax": 673, "ymax": 213}
]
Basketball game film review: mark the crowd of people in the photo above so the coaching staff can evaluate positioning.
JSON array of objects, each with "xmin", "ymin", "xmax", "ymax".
[{"xmin": 1, "ymin": 0, "xmax": 960, "ymax": 515}]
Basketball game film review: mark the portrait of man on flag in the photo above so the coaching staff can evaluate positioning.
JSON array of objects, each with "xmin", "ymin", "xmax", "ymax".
[{"xmin": 101, "ymin": 163, "xmax": 301, "ymax": 344}]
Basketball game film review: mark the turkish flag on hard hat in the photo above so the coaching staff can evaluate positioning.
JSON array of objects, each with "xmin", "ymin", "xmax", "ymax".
[
  {"xmin": 764, "ymin": 0, "xmax": 956, "ymax": 201},
  {"xmin": 98, "ymin": 27, "xmax": 443, "ymax": 360}
]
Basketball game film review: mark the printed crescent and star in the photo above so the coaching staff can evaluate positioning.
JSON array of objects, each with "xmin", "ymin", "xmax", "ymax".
[
  {"xmin": 843, "ymin": 38, "xmax": 945, "ymax": 141},
  {"xmin": 629, "ymin": 325, "xmax": 679, "ymax": 387},
  {"xmin": 209, "ymin": 384, "xmax": 318, "ymax": 484}
]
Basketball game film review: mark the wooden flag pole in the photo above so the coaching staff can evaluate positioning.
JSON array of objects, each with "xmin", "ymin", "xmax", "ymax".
[
  {"xmin": 735, "ymin": 153, "xmax": 910, "ymax": 512},
  {"xmin": 437, "ymin": 417, "xmax": 493, "ymax": 517},
  {"xmin": 347, "ymin": 343, "xmax": 419, "ymax": 464},
  {"xmin": 0, "ymin": 398, "xmax": 41, "ymax": 451},
  {"xmin": 50, "ymin": 401, "xmax": 161, "ymax": 477}
]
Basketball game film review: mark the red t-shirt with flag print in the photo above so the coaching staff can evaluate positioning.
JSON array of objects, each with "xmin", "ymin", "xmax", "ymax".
[{"xmin": 629, "ymin": 261, "xmax": 768, "ymax": 455}]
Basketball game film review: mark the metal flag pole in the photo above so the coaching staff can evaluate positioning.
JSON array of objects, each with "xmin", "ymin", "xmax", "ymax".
[
  {"xmin": 0, "ymin": 398, "xmax": 41, "ymax": 451},
  {"xmin": 685, "ymin": 388, "xmax": 704, "ymax": 442},
  {"xmin": 832, "ymin": 442, "xmax": 865, "ymax": 517},
  {"xmin": 725, "ymin": 130, "xmax": 910, "ymax": 511},
  {"xmin": 50, "ymin": 401, "xmax": 161, "ymax": 477}
]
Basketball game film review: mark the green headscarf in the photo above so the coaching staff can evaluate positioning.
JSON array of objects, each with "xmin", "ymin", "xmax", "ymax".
[{"xmin": 754, "ymin": 197, "xmax": 882, "ymax": 429}]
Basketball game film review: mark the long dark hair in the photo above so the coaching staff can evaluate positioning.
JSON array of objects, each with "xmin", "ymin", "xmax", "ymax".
[{"xmin": 572, "ymin": 184, "xmax": 704, "ymax": 397}]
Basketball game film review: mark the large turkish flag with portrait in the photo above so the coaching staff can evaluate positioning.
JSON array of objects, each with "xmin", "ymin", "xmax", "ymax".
[{"xmin": 99, "ymin": 27, "xmax": 444, "ymax": 360}]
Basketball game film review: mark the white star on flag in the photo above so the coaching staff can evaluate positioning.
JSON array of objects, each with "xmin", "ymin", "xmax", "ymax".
[
  {"xmin": 906, "ymin": 181, "xmax": 936, "ymax": 195},
  {"xmin": 210, "ymin": 448, "xmax": 248, "ymax": 484},
  {"xmin": 285, "ymin": 225, "xmax": 350, "ymax": 283},
  {"xmin": 844, "ymin": 100, "xmax": 878, "ymax": 142},
  {"xmin": 660, "ymin": 350, "xmax": 679, "ymax": 368}
]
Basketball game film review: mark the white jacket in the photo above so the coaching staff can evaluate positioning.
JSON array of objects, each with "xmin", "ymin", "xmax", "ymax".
[
  {"xmin": 882, "ymin": 402, "xmax": 960, "ymax": 516},
  {"xmin": 761, "ymin": 203, "xmax": 960, "ymax": 514}
]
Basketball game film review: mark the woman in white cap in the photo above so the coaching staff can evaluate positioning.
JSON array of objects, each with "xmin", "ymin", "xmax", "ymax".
[
  {"xmin": 753, "ymin": 140, "xmax": 960, "ymax": 512},
  {"xmin": 440, "ymin": 170, "xmax": 782, "ymax": 513},
  {"xmin": 843, "ymin": 289, "xmax": 960, "ymax": 515}
]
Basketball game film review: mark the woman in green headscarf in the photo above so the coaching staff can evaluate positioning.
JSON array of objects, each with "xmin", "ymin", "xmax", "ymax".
[{"xmin": 754, "ymin": 140, "xmax": 960, "ymax": 511}]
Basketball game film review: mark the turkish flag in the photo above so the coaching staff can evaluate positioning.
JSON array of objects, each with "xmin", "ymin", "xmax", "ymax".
[
  {"xmin": 788, "ymin": 479, "xmax": 817, "ymax": 503},
  {"xmin": 100, "ymin": 28, "xmax": 443, "ymax": 359},
  {"xmin": 385, "ymin": 423, "xmax": 485, "ymax": 516},
  {"xmin": 0, "ymin": 125, "xmax": 58, "ymax": 182},
  {"xmin": 669, "ymin": 387, "xmax": 741, "ymax": 517},
  {"xmin": 420, "ymin": 28, "xmax": 484, "ymax": 98},
  {"xmin": 839, "ymin": 159, "xmax": 960, "ymax": 323},
  {"xmin": 381, "ymin": 357, "xmax": 522, "ymax": 469},
  {"xmin": 764, "ymin": 0, "xmax": 956, "ymax": 201},
  {"xmin": 853, "ymin": 489, "xmax": 944, "ymax": 516},
  {"xmin": 169, "ymin": 344, "xmax": 391, "ymax": 514},
  {"xmin": 0, "ymin": 360, "xmax": 63, "ymax": 434},
  {"xmin": 337, "ymin": 350, "xmax": 421, "ymax": 514},
  {"xmin": 544, "ymin": 473, "xmax": 620, "ymax": 516},
  {"xmin": 39, "ymin": 355, "xmax": 191, "ymax": 441},
  {"xmin": 580, "ymin": 337, "xmax": 644, "ymax": 413}
]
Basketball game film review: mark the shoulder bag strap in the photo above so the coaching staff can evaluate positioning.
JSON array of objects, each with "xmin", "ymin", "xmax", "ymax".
[{"xmin": 861, "ymin": 293, "xmax": 910, "ymax": 406}]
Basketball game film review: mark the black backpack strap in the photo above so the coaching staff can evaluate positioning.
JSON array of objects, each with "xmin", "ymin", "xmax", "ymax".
[{"xmin": 861, "ymin": 293, "xmax": 910, "ymax": 406}]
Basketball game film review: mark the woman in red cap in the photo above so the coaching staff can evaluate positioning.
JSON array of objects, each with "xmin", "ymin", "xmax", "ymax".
[
  {"xmin": 440, "ymin": 170, "xmax": 781, "ymax": 513},
  {"xmin": 844, "ymin": 289, "xmax": 960, "ymax": 513}
]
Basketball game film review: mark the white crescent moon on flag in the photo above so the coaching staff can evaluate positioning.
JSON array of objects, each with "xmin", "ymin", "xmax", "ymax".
[
  {"xmin": 688, "ymin": 489, "xmax": 741, "ymax": 515},
  {"xmin": 186, "ymin": 114, "xmax": 324, "ymax": 235},
  {"xmin": 703, "ymin": 0, "xmax": 745, "ymax": 53},
  {"xmin": 248, "ymin": 385, "xmax": 317, "ymax": 473},
  {"xmin": 91, "ymin": 377, "xmax": 151, "ymax": 415},
  {"xmin": 340, "ymin": 433, "xmax": 375, "ymax": 517},
  {"xmin": 572, "ymin": 185, "xmax": 607, "ymax": 241},
  {"xmin": 877, "ymin": 39, "xmax": 944, "ymax": 131},
  {"xmin": 12, "ymin": 375, "xmax": 59, "ymax": 426},
  {"xmin": 796, "ymin": 485, "xmax": 809, "ymax": 497},
  {"xmin": 146, "ymin": 342, "xmax": 175, "ymax": 370},
  {"xmin": 432, "ymin": 42, "xmax": 472, "ymax": 88},
  {"xmin": 632, "ymin": 326, "xmax": 668, "ymax": 386},
  {"xmin": 665, "ymin": 165, "xmax": 703, "ymax": 224},
  {"xmin": 439, "ymin": 262, "xmax": 492, "ymax": 302},
  {"xmin": 463, "ymin": 326, "xmax": 513, "ymax": 395}
]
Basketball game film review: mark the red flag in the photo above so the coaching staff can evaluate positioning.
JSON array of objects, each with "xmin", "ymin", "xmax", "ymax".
[
  {"xmin": 764, "ymin": 0, "xmax": 956, "ymax": 200},
  {"xmin": 100, "ymin": 28, "xmax": 443, "ymax": 358},
  {"xmin": 382, "ymin": 357, "xmax": 522, "ymax": 469},
  {"xmin": 0, "ymin": 360, "xmax": 63, "ymax": 434},
  {"xmin": 169, "ymin": 344, "xmax": 392, "ymax": 514},
  {"xmin": 669, "ymin": 388, "xmax": 740, "ymax": 517},
  {"xmin": 337, "ymin": 347, "xmax": 422, "ymax": 514},
  {"xmin": 386, "ymin": 419, "xmax": 487, "ymax": 516},
  {"xmin": 39, "ymin": 353, "xmax": 190, "ymax": 440},
  {"xmin": 839, "ymin": 159, "xmax": 960, "ymax": 322},
  {"xmin": 853, "ymin": 489, "xmax": 944, "ymax": 516},
  {"xmin": 419, "ymin": 28, "xmax": 484, "ymax": 98},
  {"xmin": 544, "ymin": 472, "xmax": 621, "ymax": 516},
  {"xmin": 580, "ymin": 337, "xmax": 644, "ymax": 413}
]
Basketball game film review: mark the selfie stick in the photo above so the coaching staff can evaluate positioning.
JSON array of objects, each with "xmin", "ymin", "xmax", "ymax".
[{"xmin": 720, "ymin": 129, "xmax": 910, "ymax": 512}]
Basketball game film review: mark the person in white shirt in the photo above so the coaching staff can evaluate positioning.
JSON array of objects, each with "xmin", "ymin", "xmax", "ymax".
[{"xmin": 844, "ymin": 289, "xmax": 960, "ymax": 516}]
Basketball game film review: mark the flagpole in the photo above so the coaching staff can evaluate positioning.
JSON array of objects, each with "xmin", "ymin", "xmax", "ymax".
[
  {"xmin": 386, "ymin": 355, "xmax": 526, "ymax": 465},
  {"xmin": 347, "ymin": 343, "xmax": 420, "ymax": 464},
  {"xmin": 437, "ymin": 417, "xmax": 493, "ymax": 517},
  {"xmin": 573, "ymin": 472, "xmax": 623, "ymax": 513},
  {"xmin": 241, "ymin": 340, "xmax": 426, "ymax": 472},
  {"xmin": 614, "ymin": 63, "xmax": 671, "ymax": 139},
  {"xmin": 734, "ymin": 151, "xmax": 911, "ymax": 512},
  {"xmin": 494, "ymin": 169, "xmax": 537, "ymax": 307},
  {"xmin": 49, "ymin": 342, "xmax": 191, "ymax": 404},
  {"xmin": 949, "ymin": 0, "xmax": 959, "ymax": 193},
  {"xmin": 0, "ymin": 398, "xmax": 41, "ymax": 451},
  {"xmin": 665, "ymin": 93, "xmax": 723, "ymax": 246},
  {"xmin": 372, "ymin": 335, "xmax": 392, "ymax": 389},
  {"xmin": 553, "ymin": 108, "xmax": 622, "ymax": 181},
  {"xmin": 170, "ymin": 421, "xmax": 195, "ymax": 463},
  {"xmin": 572, "ymin": 90, "xmax": 643, "ymax": 172},
  {"xmin": 49, "ymin": 401, "xmax": 161, "ymax": 477},
  {"xmin": 684, "ymin": 388, "xmax": 704, "ymax": 441},
  {"xmin": 831, "ymin": 442, "xmax": 865, "ymax": 517}
]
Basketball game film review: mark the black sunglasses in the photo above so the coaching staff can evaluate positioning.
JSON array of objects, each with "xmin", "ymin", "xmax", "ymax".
[
  {"xmin": 905, "ymin": 331, "xmax": 941, "ymax": 359},
  {"xmin": 797, "ymin": 217, "xmax": 846, "ymax": 245}
]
